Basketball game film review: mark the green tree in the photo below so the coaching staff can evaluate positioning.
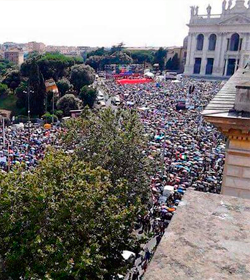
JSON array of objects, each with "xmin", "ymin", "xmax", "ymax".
[
  {"xmin": 85, "ymin": 55, "xmax": 103, "ymax": 72},
  {"xmin": 108, "ymin": 52, "xmax": 133, "ymax": 65},
  {"xmin": 21, "ymin": 53, "xmax": 77, "ymax": 81},
  {"xmin": 70, "ymin": 64, "xmax": 95, "ymax": 92},
  {"xmin": 87, "ymin": 47, "xmax": 108, "ymax": 58},
  {"xmin": 0, "ymin": 83, "xmax": 8, "ymax": 96},
  {"xmin": 165, "ymin": 58, "xmax": 173, "ymax": 70},
  {"xmin": 56, "ymin": 78, "xmax": 72, "ymax": 96},
  {"xmin": 79, "ymin": 86, "xmax": 97, "ymax": 108},
  {"xmin": 154, "ymin": 47, "xmax": 167, "ymax": 71},
  {"xmin": 0, "ymin": 59, "xmax": 15, "ymax": 77},
  {"xmin": 110, "ymin": 43, "xmax": 125, "ymax": 54},
  {"xmin": 2, "ymin": 70, "xmax": 21, "ymax": 91},
  {"xmin": 56, "ymin": 93, "xmax": 82, "ymax": 116},
  {"xmin": 130, "ymin": 50, "xmax": 154, "ymax": 64},
  {"xmin": 64, "ymin": 108, "xmax": 150, "ymax": 203},
  {"xmin": 29, "ymin": 59, "xmax": 46, "ymax": 116},
  {"xmin": 171, "ymin": 53, "xmax": 180, "ymax": 70},
  {"xmin": 0, "ymin": 150, "xmax": 141, "ymax": 279},
  {"xmin": 15, "ymin": 82, "xmax": 28, "ymax": 109}
]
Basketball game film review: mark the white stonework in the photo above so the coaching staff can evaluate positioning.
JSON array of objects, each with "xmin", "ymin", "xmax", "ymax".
[{"xmin": 184, "ymin": 0, "xmax": 250, "ymax": 77}]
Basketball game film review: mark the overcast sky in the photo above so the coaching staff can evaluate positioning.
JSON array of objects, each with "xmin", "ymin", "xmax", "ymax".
[{"xmin": 0, "ymin": 0, "xmax": 242, "ymax": 47}]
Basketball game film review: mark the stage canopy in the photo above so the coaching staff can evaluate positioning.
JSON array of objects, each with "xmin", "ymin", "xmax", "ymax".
[{"xmin": 117, "ymin": 78, "xmax": 153, "ymax": 85}]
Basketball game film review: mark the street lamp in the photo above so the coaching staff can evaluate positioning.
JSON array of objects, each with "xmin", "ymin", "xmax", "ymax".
[
  {"xmin": 24, "ymin": 88, "xmax": 34, "ymax": 137},
  {"xmin": 0, "ymin": 115, "xmax": 5, "ymax": 148}
]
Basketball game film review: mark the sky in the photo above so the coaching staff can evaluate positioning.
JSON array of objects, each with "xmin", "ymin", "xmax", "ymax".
[{"xmin": 0, "ymin": 0, "xmax": 241, "ymax": 47}]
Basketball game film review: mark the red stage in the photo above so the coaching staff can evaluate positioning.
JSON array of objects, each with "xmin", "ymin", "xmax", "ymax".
[{"xmin": 117, "ymin": 78, "xmax": 153, "ymax": 85}]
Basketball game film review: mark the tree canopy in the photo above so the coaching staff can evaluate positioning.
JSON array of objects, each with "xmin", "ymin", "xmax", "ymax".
[
  {"xmin": 56, "ymin": 94, "xmax": 82, "ymax": 116},
  {"xmin": 0, "ymin": 150, "xmax": 141, "ymax": 279},
  {"xmin": 79, "ymin": 86, "xmax": 97, "ymax": 108},
  {"xmin": 70, "ymin": 64, "xmax": 95, "ymax": 92},
  {"xmin": 64, "ymin": 108, "xmax": 150, "ymax": 203}
]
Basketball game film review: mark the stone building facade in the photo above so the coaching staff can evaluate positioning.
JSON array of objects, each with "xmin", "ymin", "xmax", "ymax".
[{"xmin": 184, "ymin": 0, "xmax": 250, "ymax": 78}]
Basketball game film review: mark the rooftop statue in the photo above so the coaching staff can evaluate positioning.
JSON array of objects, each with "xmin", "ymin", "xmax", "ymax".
[
  {"xmin": 222, "ymin": 0, "xmax": 227, "ymax": 11},
  {"xmin": 207, "ymin": 4, "xmax": 212, "ymax": 17}
]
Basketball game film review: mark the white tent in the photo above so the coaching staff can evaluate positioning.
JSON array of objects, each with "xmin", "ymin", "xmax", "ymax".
[
  {"xmin": 122, "ymin": 250, "xmax": 135, "ymax": 260},
  {"xmin": 144, "ymin": 72, "xmax": 154, "ymax": 78}
]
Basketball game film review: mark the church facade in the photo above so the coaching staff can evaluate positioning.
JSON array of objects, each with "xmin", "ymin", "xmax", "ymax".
[{"xmin": 184, "ymin": 0, "xmax": 250, "ymax": 77}]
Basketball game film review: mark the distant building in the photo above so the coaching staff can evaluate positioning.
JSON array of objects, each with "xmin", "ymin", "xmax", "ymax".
[
  {"xmin": 184, "ymin": 0, "xmax": 250, "ymax": 78},
  {"xmin": 166, "ymin": 43, "xmax": 187, "ymax": 72},
  {"xmin": 45, "ymin": 79, "xmax": 59, "ymax": 94},
  {"xmin": 27, "ymin": 41, "xmax": 46, "ymax": 53},
  {"xmin": 4, "ymin": 49, "xmax": 24, "ymax": 65}
]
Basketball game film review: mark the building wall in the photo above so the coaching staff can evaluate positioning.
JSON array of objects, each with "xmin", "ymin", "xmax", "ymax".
[
  {"xmin": 4, "ymin": 51, "xmax": 24, "ymax": 65},
  {"xmin": 184, "ymin": 1, "xmax": 250, "ymax": 78}
]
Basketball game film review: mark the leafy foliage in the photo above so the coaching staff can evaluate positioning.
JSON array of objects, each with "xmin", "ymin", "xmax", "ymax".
[
  {"xmin": 0, "ymin": 83, "xmax": 8, "ymax": 95},
  {"xmin": 2, "ymin": 70, "xmax": 21, "ymax": 91},
  {"xmin": 0, "ymin": 151, "xmax": 141, "ymax": 279},
  {"xmin": 154, "ymin": 47, "xmax": 167, "ymax": 71},
  {"xmin": 70, "ymin": 64, "xmax": 95, "ymax": 92},
  {"xmin": 56, "ymin": 78, "xmax": 72, "ymax": 96},
  {"xmin": 64, "ymin": 108, "xmax": 150, "ymax": 203},
  {"xmin": 56, "ymin": 94, "xmax": 82, "ymax": 116},
  {"xmin": 129, "ymin": 50, "xmax": 154, "ymax": 64},
  {"xmin": 166, "ymin": 54, "xmax": 180, "ymax": 71},
  {"xmin": 79, "ymin": 86, "xmax": 97, "ymax": 108},
  {"xmin": 29, "ymin": 59, "xmax": 46, "ymax": 116}
]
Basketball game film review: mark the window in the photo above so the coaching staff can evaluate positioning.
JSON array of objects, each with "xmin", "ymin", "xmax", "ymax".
[
  {"xmin": 206, "ymin": 58, "xmax": 214, "ymax": 75},
  {"xmin": 230, "ymin": 33, "xmax": 240, "ymax": 51},
  {"xmin": 226, "ymin": 59, "xmax": 236, "ymax": 76},
  {"xmin": 194, "ymin": 58, "xmax": 202, "ymax": 74},
  {"xmin": 196, "ymin": 34, "xmax": 204, "ymax": 51},
  {"xmin": 208, "ymin": 34, "xmax": 217, "ymax": 51}
]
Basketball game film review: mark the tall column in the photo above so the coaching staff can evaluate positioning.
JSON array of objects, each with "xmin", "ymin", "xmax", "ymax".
[
  {"xmin": 184, "ymin": 33, "xmax": 196, "ymax": 75},
  {"xmin": 222, "ymin": 133, "xmax": 250, "ymax": 199},
  {"xmin": 213, "ymin": 33, "xmax": 223, "ymax": 76},
  {"xmin": 219, "ymin": 33, "xmax": 228, "ymax": 75},
  {"xmin": 200, "ymin": 34, "xmax": 209, "ymax": 75},
  {"xmin": 224, "ymin": 59, "xmax": 228, "ymax": 76}
]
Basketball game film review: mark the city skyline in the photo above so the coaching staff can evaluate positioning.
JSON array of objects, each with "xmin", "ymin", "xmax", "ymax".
[{"xmin": 0, "ymin": 0, "xmax": 227, "ymax": 47}]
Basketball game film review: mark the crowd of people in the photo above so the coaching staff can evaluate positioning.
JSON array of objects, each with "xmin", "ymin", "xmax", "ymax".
[
  {"xmin": 104, "ymin": 77, "xmax": 225, "ymax": 279},
  {"xmin": 0, "ymin": 75, "xmax": 226, "ymax": 279},
  {"xmin": 0, "ymin": 123, "xmax": 62, "ymax": 172}
]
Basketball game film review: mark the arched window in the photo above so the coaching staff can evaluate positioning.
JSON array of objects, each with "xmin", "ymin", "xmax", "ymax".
[
  {"xmin": 208, "ymin": 34, "xmax": 217, "ymax": 51},
  {"xmin": 230, "ymin": 33, "xmax": 240, "ymax": 51},
  {"xmin": 196, "ymin": 34, "xmax": 204, "ymax": 51}
]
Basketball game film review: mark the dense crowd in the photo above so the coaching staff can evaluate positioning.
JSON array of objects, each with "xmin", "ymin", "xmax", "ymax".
[
  {"xmin": 0, "ymin": 123, "xmax": 62, "ymax": 172},
  {"xmin": 0, "ymin": 76, "xmax": 225, "ymax": 279},
  {"xmin": 104, "ymin": 77, "xmax": 225, "ymax": 279}
]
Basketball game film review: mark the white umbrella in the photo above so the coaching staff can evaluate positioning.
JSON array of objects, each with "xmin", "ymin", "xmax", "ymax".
[
  {"xmin": 144, "ymin": 72, "xmax": 154, "ymax": 78},
  {"xmin": 122, "ymin": 250, "xmax": 135, "ymax": 260}
]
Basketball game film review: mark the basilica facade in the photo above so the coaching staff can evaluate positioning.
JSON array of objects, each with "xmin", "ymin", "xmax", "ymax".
[{"xmin": 184, "ymin": 0, "xmax": 250, "ymax": 77}]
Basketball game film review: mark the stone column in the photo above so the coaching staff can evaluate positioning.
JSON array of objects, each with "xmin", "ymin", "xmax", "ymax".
[
  {"xmin": 200, "ymin": 34, "xmax": 209, "ymax": 75},
  {"xmin": 222, "ymin": 132, "xmax": 250, "ymax": 198},
  {"xmin": 220, "ymin": 34, "xmax": 228, "ymax": 75},
  {"xmin": 204, "ymin": 115, "xmax": 250, "ymax": 199},
  {"xmin": 184, "ymin": 33, "xmax": 196, "ymax": 75},
  {"xmin": 224, "ymin": 59, "xmax": 228, "ymax": 76},
  {"xmin": 213, "ymin": 33, "xmax": 223, "ymax": 76}
]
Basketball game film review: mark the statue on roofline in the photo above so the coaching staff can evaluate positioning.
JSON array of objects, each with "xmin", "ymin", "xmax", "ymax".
[
  {"xmin": 190, "ymin": 6, "xmax": 195, "ymax": 17},
  {"xmin": 207, "ymin": 4, "xmax": 212, "ymax": 16},
  {"xmin": 222, "ymin": 0, "xmax": 227, "ymax": 11},
  {"xmin": 195, "ymin": 6, "xmax": 199, "ymax": 16}
]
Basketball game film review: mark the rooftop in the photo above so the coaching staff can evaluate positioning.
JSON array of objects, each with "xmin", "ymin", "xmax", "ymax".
[
  {"xmin": 202, "ymin": 65, "xmax": 250, "ymax": 120},
  {"xmin": 144, "ymin": 190, "xmax": 250, "ymax": 280}
]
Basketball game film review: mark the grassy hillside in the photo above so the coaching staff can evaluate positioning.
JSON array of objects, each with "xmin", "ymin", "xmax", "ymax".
[{"xmin": 0, "ymin": 94, "xmax": 24, "ymax": 116}]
